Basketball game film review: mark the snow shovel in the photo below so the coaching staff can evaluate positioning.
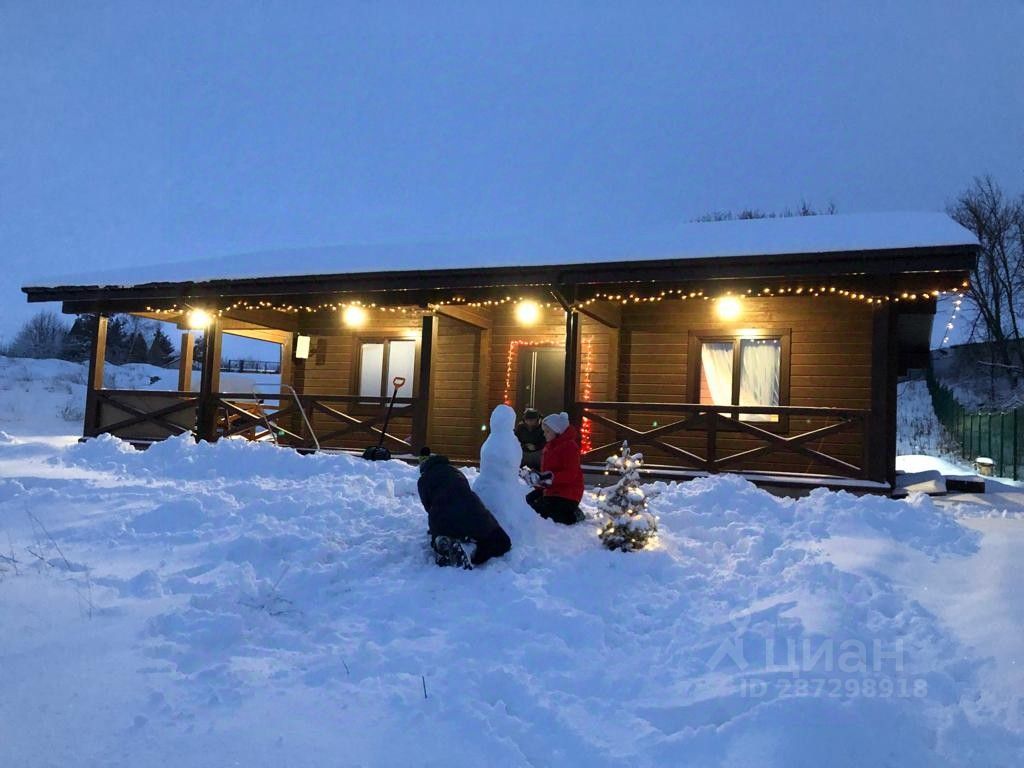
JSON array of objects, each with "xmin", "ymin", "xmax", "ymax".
[{"xmin": 362, "ymin": 376, "xmax": 406, "ymax": 461}]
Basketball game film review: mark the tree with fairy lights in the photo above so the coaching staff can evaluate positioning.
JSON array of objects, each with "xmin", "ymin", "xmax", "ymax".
[{"xmin": 596, "ymin": 441, "xmax": 657, "ymax": 551}]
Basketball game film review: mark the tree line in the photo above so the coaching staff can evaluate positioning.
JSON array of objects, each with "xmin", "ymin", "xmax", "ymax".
[
  {"xmin": 946, "ymin": 176, "xmax": 1024, "ymax": 381},
  {"xmin": 1, "ymin": 312, "xmax": 177, "ymax": 367}
]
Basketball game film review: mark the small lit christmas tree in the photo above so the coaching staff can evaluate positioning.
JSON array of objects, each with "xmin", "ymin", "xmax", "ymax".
[{"xmin": 596, "ymin": 441, "xmax": 657, "ymax": 551}]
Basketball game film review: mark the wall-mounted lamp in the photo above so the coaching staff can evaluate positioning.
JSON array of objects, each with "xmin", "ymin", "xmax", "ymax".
[
  {"xmin": 514, "ymin": 300, "xmax": 541, "ymax": 326},
  {"xmin": 186, "ymin": 309, "xmax": 212, "ymax": 329},
  {"xmin": 715, "ymin": 296, "xmax": 742, "ymax": 322},
  {"xmin": 342, "ymin": 305, "xmax": 368, "ymax": 328}
]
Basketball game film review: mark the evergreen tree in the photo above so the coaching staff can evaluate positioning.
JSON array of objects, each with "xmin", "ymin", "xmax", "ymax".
[
  {"xmin": 60, "ymin": 314, "xmax": 96, "ymax": 362},
  {"xmin": 596, "ymin": 441, "xmax": 658, "ymax": 552},
  {"xmin": 147, "ymin": 327, "xmax": 175, "ymax": 367},
  {"xmin": 127, "ymin": 332, "xmax": 149, "ymax": 364},
  {"xmin": 105, "ymin": 315, "xmax": 131, "ymax": 364}
]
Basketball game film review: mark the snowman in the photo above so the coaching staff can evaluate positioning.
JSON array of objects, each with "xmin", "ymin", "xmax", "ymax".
[{"xmin": 472, "ymin": 404, "xmax": 535, "ymax": 536}]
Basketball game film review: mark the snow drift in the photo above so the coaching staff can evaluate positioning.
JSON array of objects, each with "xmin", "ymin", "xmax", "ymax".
[{"xmin": 2, "ymin": 431, "xmax": 1022, "ymax": 767}]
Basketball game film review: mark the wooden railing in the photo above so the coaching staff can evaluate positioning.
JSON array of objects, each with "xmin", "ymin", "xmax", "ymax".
[
  {"xmin": 90, "ymin": 389, "xmax": 418, "ymax": 453},
  {"xmin": 215, "ymin": 392, "xmax": 417, "ymax": 452},
  {"xmin": 92, "ymin": 389, "xmax": 199, "ymax": 440},
  {"xmin": 576, "ymin": 401, "xmax": 871, "ymax": 480}
]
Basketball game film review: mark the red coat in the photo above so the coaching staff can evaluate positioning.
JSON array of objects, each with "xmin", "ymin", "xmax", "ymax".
[{"xmin": 541, "ymin": 425, "xmax": 584, "ymax": 503}]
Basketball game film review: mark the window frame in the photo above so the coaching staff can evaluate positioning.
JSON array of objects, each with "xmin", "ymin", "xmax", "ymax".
[
  {"xmin": 687, "ymin": 328, "xmax": 792, "ymax": 431},
  {"xmin": 352, "ymin": 336, "xmax": 419, "ymax": 405}
]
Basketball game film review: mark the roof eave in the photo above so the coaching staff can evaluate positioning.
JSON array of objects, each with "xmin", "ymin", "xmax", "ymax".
[{"xmin": 22, "ymin": 242, "xmax": 978, "ymax": 307}]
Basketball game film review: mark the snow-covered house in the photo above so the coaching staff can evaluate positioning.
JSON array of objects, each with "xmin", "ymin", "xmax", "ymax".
[{"xmin": 22, "ymin": 212, "xmax": 976, "ymax": 491}]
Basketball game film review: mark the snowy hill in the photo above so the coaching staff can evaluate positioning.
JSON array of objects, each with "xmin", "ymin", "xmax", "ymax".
[
  {"xmin": 1, "ymin": 359, "xmax": 1023, "ymax": 765},
  {"xmin": 0, "ymin": 355, "xmax": 277, "ymax": 439}
]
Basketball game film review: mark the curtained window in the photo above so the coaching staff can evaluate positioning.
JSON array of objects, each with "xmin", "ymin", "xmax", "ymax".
[
  {"xmin": 692, "ymin": 331, "xmax": 789, "ymax": 423},
  {"xmin": 357, "ymin": 339, "xmax": 416, "ymax": 401}
]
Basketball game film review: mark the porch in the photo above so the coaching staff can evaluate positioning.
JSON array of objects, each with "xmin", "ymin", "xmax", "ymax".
[{"xmin": 77, "ymin": 288, "xmax": 901, "ymax": 490}]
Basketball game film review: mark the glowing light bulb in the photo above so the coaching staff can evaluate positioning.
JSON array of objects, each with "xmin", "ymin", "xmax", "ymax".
[
  {"xmin": 715, "ymin": 296, "xmax": 742, "ymax": 321},
  {"xmin": 342, "ymin": 305, "xmax": 368, "ymax": 327},
  {"xmin": 514, "ymin": 300, "xmax": 541, "ymax": 326},
  {"xmin": 186, "ymin": 309, "xmax": 212, "ymax": 329}
]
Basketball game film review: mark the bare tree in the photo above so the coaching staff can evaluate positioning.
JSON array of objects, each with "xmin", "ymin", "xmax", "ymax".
[
  {"xmin": 695, "ymin": 200, "xmax": 837, "ymax": 222},
  {"xmin": 947, "ymin": 176, "xmax": 1024, "ymax": 381},
  {"xmin": 8, "ymin": 311, "xmax": 69, "ymax": 359}
]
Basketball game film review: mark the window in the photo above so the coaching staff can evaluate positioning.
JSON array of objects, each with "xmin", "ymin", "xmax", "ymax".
[
  {"xmin": 357, "ymin": 339, "xmax": 416, "ymax": 400},
  {"xmin": 689, "ymin": 330, "xmax": 790, "ymax": 423}
]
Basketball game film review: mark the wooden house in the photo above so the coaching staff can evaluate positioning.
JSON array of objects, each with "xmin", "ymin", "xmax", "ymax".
[{"xmin": 22, "ymin": 212, "xmax": 977, "ymax": 492}]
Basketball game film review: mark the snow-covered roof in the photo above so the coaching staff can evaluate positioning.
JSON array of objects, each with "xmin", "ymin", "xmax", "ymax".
[{"xmin": 27, "ymin": 212, "xmax": 977, "ymax": 289}]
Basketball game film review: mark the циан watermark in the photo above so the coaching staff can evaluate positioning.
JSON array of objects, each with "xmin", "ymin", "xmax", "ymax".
[{"xmin": 708, "ymin": 612, "xmax": 928, "ymax": 699}]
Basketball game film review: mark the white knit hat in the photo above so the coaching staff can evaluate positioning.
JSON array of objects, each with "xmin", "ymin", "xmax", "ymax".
[{"xmin": 542, "ymin": 411, "xmax": 570, "ymax": 435}]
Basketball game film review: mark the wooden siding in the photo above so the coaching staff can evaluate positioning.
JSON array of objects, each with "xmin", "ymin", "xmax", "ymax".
[
  {"xmin": 428, "ymin": 314, "xmax": 488, "ymax": 459},
  {"xmin": 285, "ymin": 296, "xmax": 878, "ymax": 475},
  {"xmin": 294, "ymin": 312, "xmax": 421, "ymax": 450},
  {"xmin": 292, "ymin": 309, "xmax": 489, "ymax": 459},
  {"xmin": 616, "ymin": 296, "xmax": 873, "ymax": 474},
  {"xmin": 486, "ymin": 303, "xmax": 566, "ymax": 412}
]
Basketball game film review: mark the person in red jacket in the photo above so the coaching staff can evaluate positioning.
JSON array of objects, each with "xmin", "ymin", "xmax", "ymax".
[{"xmin": 525, "ymin": 411, "xmax": 585, "ymax": 525}]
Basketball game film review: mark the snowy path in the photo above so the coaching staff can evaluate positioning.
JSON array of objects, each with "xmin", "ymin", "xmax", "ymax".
[{"xmin": 1, "ymin": 433, "xmax": 1023, "ymax": 766}]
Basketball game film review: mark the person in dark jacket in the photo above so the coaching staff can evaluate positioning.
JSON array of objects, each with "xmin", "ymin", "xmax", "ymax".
[
  {"xmin": 417, "ymin": 448, "xmax": 511, "ymax": 568},
  {"xmin": 525, "ymin": 412, "xmax": 585, "ymax": 525},
  {"xmin": 514, "ymin": 407, "xmax": 546, "ymax": 470}
]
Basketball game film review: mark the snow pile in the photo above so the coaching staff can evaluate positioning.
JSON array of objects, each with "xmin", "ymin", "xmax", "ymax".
[
  {"xmin": 2, "ymin": 435, "xmax": 1022, "ymax": 766},
  {"xmin": 0, "ymin": 355, "xmax": 179, "ymax": 436}
]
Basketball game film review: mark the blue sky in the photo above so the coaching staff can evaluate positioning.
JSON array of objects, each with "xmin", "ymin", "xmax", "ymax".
[{"xmin": 2, "ymin": 1, "xmax": 1022, "ymax": 348}]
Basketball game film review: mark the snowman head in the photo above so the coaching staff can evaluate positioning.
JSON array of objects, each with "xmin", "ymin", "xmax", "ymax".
[{"xmin": 490, "ymin": 403, "xmax": 516, "ymax": 433}]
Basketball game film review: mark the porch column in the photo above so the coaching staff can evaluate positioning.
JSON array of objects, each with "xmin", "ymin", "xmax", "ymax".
[
  {"xmin": 563, "ymin": 307, "xmax": 581, "ymax": 423},
  {"xmin": 869, "ymin": 303, "xmax": 898, "ymax": 486},
  {"xmin": 279, "ymin": 332, "xmax": 294, "ymax": 389},
  {"xmin": 412, "ymin": 313, "xmax": 438, "ymax": 451},
  {"xmin": 195, "ymin": 316, "xmax": 223, "ymax": 442},
  {"xmin": 83, "ymin": 313, "xmax": 108, "ymax": 438},
  {"xmin": 177, "ymin": 332, "xmax": 194, "ymax": 391}
]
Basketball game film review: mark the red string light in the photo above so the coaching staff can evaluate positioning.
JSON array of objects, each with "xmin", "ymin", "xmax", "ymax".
[
  {"xmin": 579, "ymin": 336, "xmax": 593, "ymax": 453},
  {"xmin": 503, "ymin": 339, "xmax": 556, "ymax": 405},
  {"xmin": 502, "ymin": 336, "xmax": 593, "ymax": 453}
]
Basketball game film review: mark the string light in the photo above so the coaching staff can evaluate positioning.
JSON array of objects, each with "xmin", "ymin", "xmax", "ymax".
[
  {"xmin": 503, "ymin": 339, "xmax": 559, "ymax": 406},
  {"xmin": 140, "ymin": 281, "xmax": 967, "ymax": 320},
  {"xmin": 941, "ymin": 292, "xmax": 965, "ymax": 347},
  {"xmin": 579, "ymin": 336, "xmax": 594, "ymax": 453}
]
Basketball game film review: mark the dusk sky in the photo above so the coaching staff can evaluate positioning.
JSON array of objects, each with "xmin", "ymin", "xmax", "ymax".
[{"xmin": 2, "ymin": 1, "xmax": 1022, "ymax": 346}]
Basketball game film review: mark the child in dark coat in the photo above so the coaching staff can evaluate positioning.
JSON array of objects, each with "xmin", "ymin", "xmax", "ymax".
[
  {"xmin": 417, "ymin": 449, "xmax": 511, "ymax": 568},
  {"xmin": 514, "ymin": 407, "xmax": 546, "ymax": 470}
]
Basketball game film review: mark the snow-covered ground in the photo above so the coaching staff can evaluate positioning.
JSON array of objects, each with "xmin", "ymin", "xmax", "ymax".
[
  {"xmin": 0, "ymin": 355, "xmax": 278, "ymax": 441},
  {"xmin": 1, "ymin": 357, "xmax": 1024, "ymax": 766}
]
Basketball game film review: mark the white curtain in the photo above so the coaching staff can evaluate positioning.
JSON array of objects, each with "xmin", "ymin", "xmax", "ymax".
[
  {"xmin": 387, "ymin": 340, "xmax": 416, "ymax": 398},
  {"xmin": 700, "ymin": 342, "xmax": 734, "ymax": 406},
  {"xmin": 359, "ymin": 343, "xmax": 385, "ymax": 399},
  {"xmin": 739, "ymin": 339, "xmax": 780, "ymax": 421}
]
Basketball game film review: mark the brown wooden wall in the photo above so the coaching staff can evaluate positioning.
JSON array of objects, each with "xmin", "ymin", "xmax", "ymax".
[
  {"xmin": 292, "ymin": 309, "xmax": 491, "ymax": 459},
  {"xmin": 284, "ymin": 296, "xmax": 880, "ymax": 476},
  {"xmin": 486, "ymin": 303, "xmax": 566, "ymax": 413},
  {"xmin": 428, "ymin": 313, "xmax": 489, "ymax": 460},
  {"xmin": 614, "ymin": 296, "xmax": 874, "ymax": 475},
  {"xmin": 294, "ymin": 312, "xmax": 421, "ymax": 451}
]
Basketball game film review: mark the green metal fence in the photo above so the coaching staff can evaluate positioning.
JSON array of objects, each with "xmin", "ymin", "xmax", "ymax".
[{"xmin": 926, "ymin": 368, "xmax": 1022, "ymax": 480}]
